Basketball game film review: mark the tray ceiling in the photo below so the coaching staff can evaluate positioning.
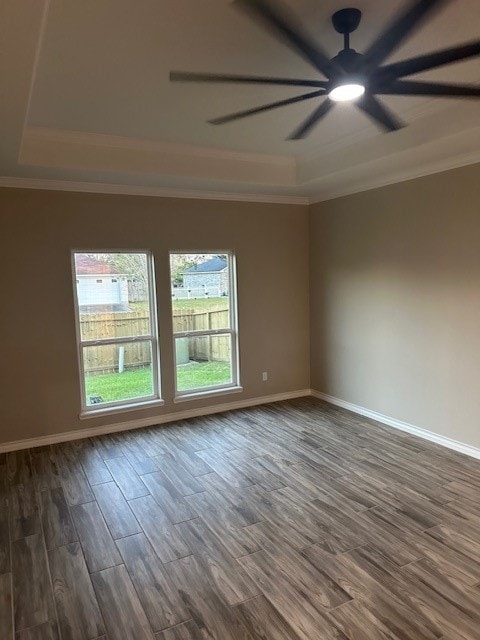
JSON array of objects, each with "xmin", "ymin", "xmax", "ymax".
[{"xmin": 1, "ymin": 0, "xmax": 479, "ymax": 202}]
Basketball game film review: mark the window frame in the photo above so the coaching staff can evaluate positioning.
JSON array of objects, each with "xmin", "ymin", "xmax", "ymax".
[
  {"xmin": 71, "ymin": 249, "xmax": 162, "ymax": 417},
  {"xmin": 170, "ymin": 251, "xmax": 241, "ymax": 401}
]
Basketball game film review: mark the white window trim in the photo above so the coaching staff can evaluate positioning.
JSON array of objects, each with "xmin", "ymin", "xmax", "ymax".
[
  {"xmin": 173, "ymin": 386, "xmax": 243, "ymax": 404},
  {"xmin": 170, "ymin": 251, "xmax": 240, "ymax": 400},
  {"xmin": 71, "ymin": 249, "xmax": 162, "ymax": 416}
]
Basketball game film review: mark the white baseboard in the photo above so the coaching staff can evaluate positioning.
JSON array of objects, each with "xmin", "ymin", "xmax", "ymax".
[
  {"xmin": 0, "ymin": 389, "xmax": 311, "ymax": 453},
  {"xmin": 311, "ymin": 389, "xmax": 480, "ymax": 461},
  {"xmin": 6, "ymin": 387, "xmax": 479, "ymax": 461}
]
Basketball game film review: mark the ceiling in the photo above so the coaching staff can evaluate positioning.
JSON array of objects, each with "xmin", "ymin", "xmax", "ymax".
[{"xmin": 1, "ymin": 0, "xmax": 480, "ymax": 203}]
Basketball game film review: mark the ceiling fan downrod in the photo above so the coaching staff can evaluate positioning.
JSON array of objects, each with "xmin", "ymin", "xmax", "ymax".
[{"xmin": 331, "ymin": 7, "xmax": 362, "ymax": 51}]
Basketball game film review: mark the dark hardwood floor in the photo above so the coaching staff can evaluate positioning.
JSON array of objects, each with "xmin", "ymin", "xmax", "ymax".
[{"xmin": 1, "ymin": 397, "xmax": 480, "ymax": 639}]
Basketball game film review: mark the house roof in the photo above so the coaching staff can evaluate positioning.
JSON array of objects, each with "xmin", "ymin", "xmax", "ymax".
[
  {"xmin": 75, "ymin": 255, "xmax": 121, "ymax": 276},
  {"xmin": 185, "ymin": 257, "xmax": 227, "ymax": 274}
]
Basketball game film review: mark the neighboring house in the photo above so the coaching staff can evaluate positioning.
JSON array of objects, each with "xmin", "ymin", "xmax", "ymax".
[
  {"xmin": 182, "ymin": 256, "xmax": 228, "ymax": 294},
  {"xmin": 75, "ymin": 255, "xmax": 129, "ymax": 312}
]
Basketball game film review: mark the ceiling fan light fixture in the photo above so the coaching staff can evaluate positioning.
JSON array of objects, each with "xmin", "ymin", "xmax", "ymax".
[
  {"xmin": 329, "ymin": 83, "xmax": 365, "ymax": 102},
  {"xmin": 171, "ymin": 1, "xmax": 480, "ymax": 138}
]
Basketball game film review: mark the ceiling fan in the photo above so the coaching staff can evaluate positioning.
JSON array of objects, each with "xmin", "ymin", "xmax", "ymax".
[{"xmin": 170, "ymin": 0, "xmax": 480, "ymax": 139}]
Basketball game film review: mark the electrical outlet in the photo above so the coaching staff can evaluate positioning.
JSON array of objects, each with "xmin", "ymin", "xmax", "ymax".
[{"xmin": 262, "ymin": 372, "xmax": 268, "ymax": 381}]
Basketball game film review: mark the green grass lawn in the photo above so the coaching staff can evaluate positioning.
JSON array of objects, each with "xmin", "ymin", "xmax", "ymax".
[
  {"xmin": 129, "ymin": 297, "xmax": 228, "ymax": 314},
  {"xmin": 177, "ymin": 360, "xmax": 231, "ymax": 392},
  {"xmin": 172, "ymin": 297, "xmax": 229, "ymax": 313},
  {"xmin": 85, "ymin": 368, "xmax": 153, "ymax": 403},
  {"xmin": 85, "ymin": 360, "xmax": 231, "ymax": 404}
]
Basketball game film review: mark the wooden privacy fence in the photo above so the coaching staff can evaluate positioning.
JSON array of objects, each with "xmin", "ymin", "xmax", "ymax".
[
  {"xmin": 173, "ymin": 309, "xmax": 229, "ymax": 332},
  {"xmin": 173, "ymin": 309, "xmax": 230, "ymax": 364},
  {"xmin": 82, "ymin": 309, "xmax": 230, "ymax": 374},
  {"xmin": 84, "ymin": 341, "xmax": 151, "ymax": 376}
]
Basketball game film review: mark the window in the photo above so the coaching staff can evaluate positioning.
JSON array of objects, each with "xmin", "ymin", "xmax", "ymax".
[
  {"xmin": 170, "ymin": 252, "xmax": 240, "ymax": 398},
  {"xmin": 72, "ymin": 251, "xmax": 160, "ymax": 414}
]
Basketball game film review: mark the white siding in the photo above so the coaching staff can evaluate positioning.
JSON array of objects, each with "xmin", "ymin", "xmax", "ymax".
[{"xmin": 77, "ymin": 275, "xmax": 123, "ymax": 305}]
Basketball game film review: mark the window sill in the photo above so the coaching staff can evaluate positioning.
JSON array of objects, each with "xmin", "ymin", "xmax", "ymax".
[
  {"xmin": 173, "ymin": 386, "xmax": 243, "ymax": 404},
  {"xmin": 80, "ymin": 398, "xmax": 164, "ymax": 420}
]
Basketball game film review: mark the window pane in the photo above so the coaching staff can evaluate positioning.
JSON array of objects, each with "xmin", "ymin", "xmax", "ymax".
[
  {"xmin": 83, "ymin": 341, "xmax": 154, "ymax": 405},
  {"xmin": 74, "ymin": 253, "xmax": 152, "ymax": 341},
  {"xmin": 170, "ymin": 253, "xmax": 230, "ymax": 330},
  {"xmin": 175, "ymin": 334, "xmax": 232, "ymax": 392}
]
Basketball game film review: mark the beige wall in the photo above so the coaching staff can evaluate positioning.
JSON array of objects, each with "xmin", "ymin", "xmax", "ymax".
[
  {"xmin": 0, "ymin": 187, "xmax": 310, "ymax": 444},
  {"xmin": 310, "ymin": 164, "xmax": 480, "ymax": 449},
  {"xmin": 2, "ymin": 163, "xmax": 479, "ymax": 450}
]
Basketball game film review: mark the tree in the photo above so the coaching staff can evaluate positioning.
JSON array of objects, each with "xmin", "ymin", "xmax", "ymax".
[
  {"xmin": 103, "ymin": 253, "xmax": 148, "ymax": 287},
  {"xmin": 170, "ymin": 254, "xmax": 213, "ymax": 287}
]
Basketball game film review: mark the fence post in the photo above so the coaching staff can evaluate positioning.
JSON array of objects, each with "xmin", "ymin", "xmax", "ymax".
[{"xmin": 118, "ymin": 346, "xmax": 125, "ymax": 373}]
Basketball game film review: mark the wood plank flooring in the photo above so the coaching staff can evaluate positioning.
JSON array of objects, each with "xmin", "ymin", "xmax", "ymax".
[{"xmin": 1, "ymin": 398, "xmax": 480, "ymax": 638}]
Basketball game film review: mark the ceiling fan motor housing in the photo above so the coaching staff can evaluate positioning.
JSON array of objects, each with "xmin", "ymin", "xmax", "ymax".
[
  {"xmin": 331, "ymin": 48, "xmax": 363, "ymax": 70},
  {"xmin": 330, "ymin": 49, "xmax": 366, "ymax": 94}
]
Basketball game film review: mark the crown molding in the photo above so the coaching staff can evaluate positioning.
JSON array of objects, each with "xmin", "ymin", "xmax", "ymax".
[
  {"xmin": 21, "ymin": 3, "xmax": 51, "ymax": 142},
  {"xmin": 308, "ymin": 146, "xmax": 480, "ymax": 204},
  {"xmin": 2, "ymin": 144, "xmax": 479, "ymax": 207},
  {"xmin": 7, "ymin": 115, "xmax": 480, "ymax": 207},
  {"xmin": 0, "ymin": 176, "xmax": 309, "ymax": 205},
  {"xmin": 24, "ymin": 126, "xmax": 294, "ymax": 167},
  {"xmin": 21, "ymin": 126, "xmax": 297, "ymax": 187}
]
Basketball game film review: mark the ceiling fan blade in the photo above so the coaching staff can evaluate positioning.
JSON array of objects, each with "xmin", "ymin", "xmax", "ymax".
[
  {"xmin": 288, "ymin": 99, "xmax": 334, "ymax": 140},
  {"xmin": 376, "ymin": 79, "xmax": 480, "ymax": 97},
  {"xmin": 362, "ymin": 0, "xmax": 448, "ymax": 70},
  {"xmin": 357, "ymin": 95, "xmax": 404, "ymax": 132},
  {"xmin": 170, "ymin": 71, "xmax": 328, "ymax": 89},
  {"xmin": 234, "ymin": 0, "xmax": 340, "ymax": 79},
  {"xmin": 208, "ymin": 89, "xmax": 326, "ymax": 125},
  {"xmin": 375, "ymin": 41, "xmax": 480, "ymax": 81}
]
